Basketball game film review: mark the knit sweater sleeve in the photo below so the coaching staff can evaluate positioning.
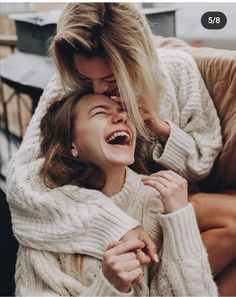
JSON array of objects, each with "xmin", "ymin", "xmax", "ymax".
[
  {"xmin": 15, "ymin": 246, "xmax": 136, "ymax": 297},
  {"xmin": 153, "ymin": 50, "xmax": 222, "ymax": 183},
  {"xmin": 150, "ymin": 204, "xmax": 218, "ymax": 296},
  {"xmin": 6, "ymin": 76, "xmax": 139, "ymax": 258}
]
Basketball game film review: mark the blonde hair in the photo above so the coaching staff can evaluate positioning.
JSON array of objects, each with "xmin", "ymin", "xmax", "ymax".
[{"xmin": 50, "ymin": 3, "xmax": 164, "ymax": 139}]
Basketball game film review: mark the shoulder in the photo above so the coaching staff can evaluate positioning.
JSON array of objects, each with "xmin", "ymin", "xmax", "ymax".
[
  {"xmin": 126, "ymin": 168, "xmax": 161, "ymax": 201},
  {"xmin": 135, "ymin": 171, "xmax": 162, "ymax": 209},
  {"xmin": 157, "ymin": 48, "xmax": 198, "ymax": 73},
  {"xmin": 43, "ymin": 75, "xmax": 64, "ymax": 98}
]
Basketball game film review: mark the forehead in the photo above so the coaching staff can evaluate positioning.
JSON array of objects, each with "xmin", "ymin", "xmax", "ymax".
[
  {"xmin": 76, "ymin": 94, "xmax": 119, "ymax": 112},
  {"xmin": 73, "ymin": 54, "xmax": 112, "ymax": 79}
]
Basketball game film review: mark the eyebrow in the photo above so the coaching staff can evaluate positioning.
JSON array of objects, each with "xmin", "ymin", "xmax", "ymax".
[
  {"xmin": 78, "ymin": 73, "xmax": 114, "ymax": 80},
  {"xmin": 88, "ymin": 105, "xmax": 111, "ymax": 114}
]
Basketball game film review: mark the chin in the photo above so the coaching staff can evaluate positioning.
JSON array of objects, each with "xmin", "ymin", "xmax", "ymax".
[
  {"xmin": 103, "ymin": 144, "xmax": 135, "ymax": 167},
  {"xmin": 109, "ymin": 155, "xmax": 134, "ymax": 167}
]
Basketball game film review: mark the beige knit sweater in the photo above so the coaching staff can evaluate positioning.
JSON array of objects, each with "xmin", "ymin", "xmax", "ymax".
[
  {"xmin": 7, "ymin": 49, "xmax": 222, "ymax": 259},
  {"xmin": 16, "ymin": 168, "xmax": 217, "ymax": 296}
]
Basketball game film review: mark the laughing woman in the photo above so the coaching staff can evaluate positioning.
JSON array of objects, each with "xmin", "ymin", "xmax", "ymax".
[
  {"xmin": 15, "ymin": 92, "xmax": 217, "ymax": 296},
  {"xmin": 7, "ymin": 3, "xmax": 236, "ymax": 296}
]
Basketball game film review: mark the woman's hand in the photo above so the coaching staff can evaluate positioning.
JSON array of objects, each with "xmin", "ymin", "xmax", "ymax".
[
  {"xmin": 142, "ymin": 170, "xmax": 188, "ymax": 214},
  {"xmin": 120, "ymin": 226, "xmax": 159, "ymax": 263},
  {"xmin": 111, "ymin": 96, "xmax": 171, "ymax": 141},
  {"xmin": 102, "ymin": 240, "xmax": 144, "ymax": 293},
  {"xmin": 138, "ymin": 103, "xmax": 171, "ymax": 142}
]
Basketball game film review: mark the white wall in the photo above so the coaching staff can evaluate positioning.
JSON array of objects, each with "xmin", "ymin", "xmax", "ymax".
[
  {"xmin": 0, "ymin": 3, "xmax": 35, "ymax": 14},
  {"xmin": 176, "ymin": 3, "xmax": 236, "ymax": 49}
]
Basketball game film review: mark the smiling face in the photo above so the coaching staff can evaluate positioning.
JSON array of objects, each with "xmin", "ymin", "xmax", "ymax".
[
  {"xmin": 73, "ymin": 54, "xmax": 119, "ymax": 96},
  {"xmin": 71, "ymin": 94, "xmax": 136, "ymax": 173}
]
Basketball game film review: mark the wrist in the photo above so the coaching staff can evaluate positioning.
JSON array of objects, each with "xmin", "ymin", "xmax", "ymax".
[
  {"xmin": 158, "ymin": 121, "xmax": 171, "ymax": 141},
  {"xmin": 164, "ymin": 201, "xmax": 188, "ymax": 214},
  {"xmin": 150, "ymin": 119, "xmax": 171, "ymax": 142}
]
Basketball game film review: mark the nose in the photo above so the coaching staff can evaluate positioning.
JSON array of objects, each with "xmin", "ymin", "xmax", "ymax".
[
  {"xmin": 92, "ymin": 80, "xmax": 109, "ymax": 94},
  {"xmin": 112, "ymin": 110, "xmax": 128, "ymax": 124}
]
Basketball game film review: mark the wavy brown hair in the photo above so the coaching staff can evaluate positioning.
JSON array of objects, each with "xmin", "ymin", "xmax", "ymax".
[{"xmin": 40, "ymin": 91, "xmax": 105, "ymax": 190}]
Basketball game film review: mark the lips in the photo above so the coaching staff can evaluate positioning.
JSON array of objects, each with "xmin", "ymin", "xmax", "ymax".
[{"xmin": 105, "ymin": 130, "xmax": 131, "ymax": 146}]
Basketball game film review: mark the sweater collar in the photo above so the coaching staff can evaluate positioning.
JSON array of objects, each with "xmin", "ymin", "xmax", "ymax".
[{"xmin": 110, "ymin": 167, "xmax": 141, "ymax": 205}]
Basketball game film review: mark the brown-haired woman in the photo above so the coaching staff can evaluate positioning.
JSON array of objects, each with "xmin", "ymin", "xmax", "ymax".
[
  {"xmin": 7, "ymin": 3, "xmax": 236, "ymax": 295},
  {"xmin": 15, "ymin": 91, "xmax": 217, "ymax": 295}
]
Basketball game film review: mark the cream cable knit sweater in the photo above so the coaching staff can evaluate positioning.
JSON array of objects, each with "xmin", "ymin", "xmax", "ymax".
[
  {"xmin": 7, "ymin": 49, "xmax": 222, "ymax": 259},
  {"xmin": 16, "ymin": 168, "xmax": 218, "ymax": 296}
]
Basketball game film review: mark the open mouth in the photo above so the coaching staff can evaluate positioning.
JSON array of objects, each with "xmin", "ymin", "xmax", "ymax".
[{"xmin": 106, "ymin": 131, "xmax": 131, "ymax": 146}]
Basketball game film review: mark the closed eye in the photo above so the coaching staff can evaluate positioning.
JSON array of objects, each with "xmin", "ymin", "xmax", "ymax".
[
  {"xmin": 95, "ymin": 111, "xmax": 109, "ymax": 115},
  {"xmin": 77, "ymin": 74, "xmax": 89, "ymax": 81},
  {"xmin": 104, "ymin": 79, "xmax": 116, "ymax": 84},
  {"xmin": 80, "ymin": 78, "xmax": 92, "ymax": 84},
  {"xmin": 89, "ymin": 105, "xmax": 112, "ymax": 116}
]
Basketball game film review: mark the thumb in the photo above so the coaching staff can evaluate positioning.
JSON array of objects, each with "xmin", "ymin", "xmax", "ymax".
[
  {"xmin": 107, "ymin": 241, "xmax": 122, "ymax": 250},
  {"xmin": 141, "ymin": 233, "xmax": 159, "ymax": 263}
]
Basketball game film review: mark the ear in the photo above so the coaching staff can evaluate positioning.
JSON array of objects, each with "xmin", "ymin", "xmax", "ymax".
[{"xmin": 71, "ymin": 143, "xmax": 79, "ymax": 158}]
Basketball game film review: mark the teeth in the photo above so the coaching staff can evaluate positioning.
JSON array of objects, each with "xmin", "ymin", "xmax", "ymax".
[{"xmin": 107, "ymin": 131, "xmax": 130, "ymax": 143}]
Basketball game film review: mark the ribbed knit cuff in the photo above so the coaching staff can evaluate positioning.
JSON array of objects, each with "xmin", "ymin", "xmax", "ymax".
[
  {"xmin": 153, "ymin": 121, "xmax": 196, "ymax": 178},
  {"xmin": 159, "ymin": 204, "xmax": 206, "ymax": 260},
  {"xmin": 84, "ymin": 269, "xmax": 135, "ymax": 296},
  {"xmin": 77, "ymin": 199, "xmax": 140, "ymax": 259}
]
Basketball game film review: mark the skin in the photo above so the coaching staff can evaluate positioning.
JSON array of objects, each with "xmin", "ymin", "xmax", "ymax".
[
  {"xmin": 71, "ymin": 94, "xmax": 188, "ymax": 292},
  {"xmin": 142, "ymin": 171, "xmax": 188, "ymax": 214},
  {"xmin": 73, "ymin": 53, "xmax": 236, "ymax": 294},
  {"xmin": 71, "ymin": 94, "xmax": 136, "ymax": 196},
  {"xmin": 74, "ymin": 54, "xmax": 171, "ymax": 140},
  {"xmin": 190, "ymin": 191, "xmax": 236, "ymax": 295}
]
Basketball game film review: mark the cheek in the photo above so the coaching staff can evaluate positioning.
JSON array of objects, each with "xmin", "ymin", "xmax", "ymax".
[{"xmin": 73, "ymin": 129, "xmax": 103, "ymax": 159}]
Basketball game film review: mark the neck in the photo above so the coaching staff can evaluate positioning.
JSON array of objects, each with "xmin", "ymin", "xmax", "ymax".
[{"xmin": 101, "ymin": 166, "xmax": 126, "ymax": 197}]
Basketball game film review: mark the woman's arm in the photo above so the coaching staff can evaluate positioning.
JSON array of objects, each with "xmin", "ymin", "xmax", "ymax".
[
  {"xmin": 142, "ymin": 170, "xmax": 218, "ymax": 296},
  {"xmin": 145, "ymin": 50, "xmax": 222, "ymax": 183},
  {"xmin": 6, "ymin": 76, "xmax": 139, "ymax": 258},
  {"xmin": 150, "ymin": 204, "xmax": 218, "ymax": 296},
  {"xmin": 16, "ymin": 245, "xmax": 140, "ymax": 297}
]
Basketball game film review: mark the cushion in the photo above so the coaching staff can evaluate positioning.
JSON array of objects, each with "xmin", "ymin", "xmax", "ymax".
[{"xmin": 153, "ymin": 36, "xmax": 236, "ymax": 191}]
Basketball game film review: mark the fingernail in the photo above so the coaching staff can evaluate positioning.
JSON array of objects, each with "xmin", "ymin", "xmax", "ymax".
[{"xmin": 154, "ymin": 254, "xmax": 159, "ymax": 263}]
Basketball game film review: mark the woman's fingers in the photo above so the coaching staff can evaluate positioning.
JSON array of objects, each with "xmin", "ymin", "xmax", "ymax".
[
  {"xmin": 115, "ymin": 258, "xmax": 141, "ymax": 272},
  {"xmin": 107, "ymin": 241, "xmax": 122, "ymax": 250},
  {"xmin": 138, "ymin": 230, "xmax": 159, "ymax": 263},
  {"xmin": 126, "ymin": 267, "xmax": 143, "ymax": 283},
  {"xmin": 162, "ymin": 170, "xmax": 184, "ymax": 180},
  {"xmin": 150, "ymin": 170, "xmax": 187, "ymax": 185},
  {"xmin": 142, "ymin": 176, "xmax": 171, "ymax": 188},
  {"xmin": 142, "ymin": 178, "xmax": 167, "ymax": 194},
  {"xmin": 102, "ymin": 241, "xmax": 144, "ymax": 293},
  {"xmin": 106, "ymin": 240, "xmax": 145, "ymax": 256},
  {"xmin": 120, "ymin": 226, "xmax": 158, "ymax": 263},
  {"xmin": 142, "ymin": 170, "xmax": 187, "ymax": 192},
  {"xmin": 114, "ymin": 251, "xmax": 137, "ymax": 262},
  {"xmin": 135, "ymin": 249, "xmax": 151, "ymax": 265},
  {"xmin": 142, "ymin": 170, "xmax": 188, "ymax": 214},
  {"xmin": 147, "ymin": 170, "xmax": 181, "ymax": 182}
]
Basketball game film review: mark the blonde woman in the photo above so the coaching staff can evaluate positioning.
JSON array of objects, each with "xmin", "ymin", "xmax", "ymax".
[
  {"xmin": 7, "ymin": 3, "xmax": 236, "ymax": 295},
  {"xmin": 16, "ymin": 91, "xmax": 217, "ymax": 296}
]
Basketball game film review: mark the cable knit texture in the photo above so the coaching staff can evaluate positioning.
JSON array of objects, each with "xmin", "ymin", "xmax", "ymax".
[
  {"xmin": 15, "ymin": 168, "xmax": 218, "ymax": 296},
  {"xmin": 7, "ymin": 49, "xmax": 222, "ymax": 258}
]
